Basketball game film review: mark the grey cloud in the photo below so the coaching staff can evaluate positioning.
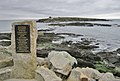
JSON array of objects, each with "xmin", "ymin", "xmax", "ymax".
[{"xmin": 0, "ymin": 0, "xmax": 120, "ymax": 19}]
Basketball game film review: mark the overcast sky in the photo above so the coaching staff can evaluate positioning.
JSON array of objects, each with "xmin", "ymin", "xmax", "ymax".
[{"xmin": 0, "ymin": 0, "xmax": 120, "ymax": 20}]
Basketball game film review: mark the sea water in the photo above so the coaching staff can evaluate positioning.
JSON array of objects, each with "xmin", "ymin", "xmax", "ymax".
[{"xmin": 0, "ymin": 19, "xmax": 120, "ymax": 52}]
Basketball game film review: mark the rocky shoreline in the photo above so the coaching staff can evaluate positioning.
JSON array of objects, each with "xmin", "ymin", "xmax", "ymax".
[
  {"xmin": 37, "ymin": 17, "xmax": 120, "ymax": 27},
  {"xmin": 48, "ymin": 22, "xmax": 112, "ymax": 27},
  {"xmin": 0, "ymin": 31, "xmax": 120, "ymax": 79},
  {"xmin": 36, "ymin": 17, "xmax": 110, "ymax": 23}
]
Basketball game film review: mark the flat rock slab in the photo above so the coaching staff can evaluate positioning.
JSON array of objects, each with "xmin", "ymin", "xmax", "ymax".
[{"xmin": 4, "ymin": 79, "xmax": 37, "ymax": 81}]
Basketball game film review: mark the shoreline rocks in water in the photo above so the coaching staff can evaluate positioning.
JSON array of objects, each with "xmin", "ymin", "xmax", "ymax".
[
  {"xmin": 48, "ymin": 22, "xmax": 112, "ymax": 27},
  {"xmin": 0, "ymin": 33, "xmax": 11, "ymax": 40},
  {"xmin": 0, "ymin": 40, "xmax": 11, "ymax": 46},
  {"xmin": 0, "ymin": 30, "xmax": 120, "ymax": 80},
  {"xmin": 55, "ymin": 33, "xmax": 83, "ymax": 37},
  {"xmin": 36, "ymin": 17, "xmax": 110, "ymax": 23}
]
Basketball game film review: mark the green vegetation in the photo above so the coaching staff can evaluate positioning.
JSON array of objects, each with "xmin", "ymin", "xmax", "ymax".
[
  {"xmin": 37, "ymin": 17, "xmax": 109, "ymax": 23},
  {"xmin": 48, "ymin": 22, "xmax": 112, "ymax": 27},
  {"xmin": 95, "ymin": 61, "xmax": 120, "ymax": 77}
]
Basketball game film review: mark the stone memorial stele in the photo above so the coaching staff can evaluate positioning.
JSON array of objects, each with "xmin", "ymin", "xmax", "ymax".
[{"xmin": 11, "ymin": 21, "xmax": 38, "ymax": 79}]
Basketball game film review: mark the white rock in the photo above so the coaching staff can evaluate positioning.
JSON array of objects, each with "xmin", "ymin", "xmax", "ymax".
[
  {"xmin": 48, "ymin": 51, "xmax": 77, "ymax": 65},
  {"xmin": 35, "ymin": 66, "xmax": 62, "ymax": 81},
  {"xmin": 48, "ymin": 51, "xmax": 77, "ymax": 75},
  {"xmin": 99, "ymin": 72, "xmax": 115, "ymax": 81}
]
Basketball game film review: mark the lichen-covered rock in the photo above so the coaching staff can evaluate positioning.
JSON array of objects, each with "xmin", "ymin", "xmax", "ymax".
[{"xmin": 35, "ymin": 66, "xmax": 62, "ymax": 81}]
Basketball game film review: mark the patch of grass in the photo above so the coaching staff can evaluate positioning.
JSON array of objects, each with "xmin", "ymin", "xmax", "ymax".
[{"xmin": 95, "ymin": 61, "xmax": 117, "ymax": 74}]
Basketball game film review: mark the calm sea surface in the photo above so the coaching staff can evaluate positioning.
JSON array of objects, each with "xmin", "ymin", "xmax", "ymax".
[{"xmin": 0, "ymin": 19, "xmax": 120, "ymax": 51}]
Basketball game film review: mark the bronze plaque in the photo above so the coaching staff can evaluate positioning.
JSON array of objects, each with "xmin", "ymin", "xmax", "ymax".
[{"xmin": 15, "ymin": 25, "xmax": 31, "ymax": 53}]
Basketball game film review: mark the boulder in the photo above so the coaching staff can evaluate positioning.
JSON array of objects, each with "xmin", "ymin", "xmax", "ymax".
[
  {"xmin": 37, "ymin": 57, "xmax": 51, "ymax": 68},
  {"xmin": 48, "ymin": 51, "xmax": 77, "ymax": 75},
  {"xmin": 48, "ymin": 51, "xmax": 77, "ymax": 66},
  {"xmin": 76, "ymin": 67, "xmax": 102, "ymax": 80},
  {"xmin": 67, "ymin": 67, "xmax": 120, "ymax": 81},
  {"xmin": 0, "ymin": 57, "xmax": 13, "ymax": 69},
  {"xmin": 0, "ymin": 47, "xmax": 12, "ymax": 61},
  {"xmin": 67, "ymin": 49, "xmax": 82, "ymax": 58},
  {"xmin": 99, "ymin": 72, "xmax": 115, "ymax": 81},
  {"xmin": 116, "ymin": 48, "xmax": 120, "ymax": 54},
  {"xmin": 96, "ymin": 51, "xmax": 120, "ymax": 66},
  {"xmin": 35, "ymin": 66, "xmax": 62, "ymax": 81},
  {"xmin": 37, "ymin": 57, "xmax": 45, "ymax": 66},
  {"xmin": 0, "ymin": 33, "xmax": 11, "ymax": 40},
  {"xmin": 0, "ymin": 40, "xmax": 11, "ymax": 46},
  {"xmin": 37, "ymin": 49, "xmax": 49, "ymax": 58},
  {"xmin": 80, "ymin": 73, "xmax": 89, "ymax": 81},
  {"xmin": 77, "ymin": 58, "xmax": 95, "ymax": 68},
  {"xmin": 67, "ymin": 68, "xmax": 81, "ymax": 81},
  {"xmin": 0, "ymin": 67, "xmax": 12, "ymax": 81}
]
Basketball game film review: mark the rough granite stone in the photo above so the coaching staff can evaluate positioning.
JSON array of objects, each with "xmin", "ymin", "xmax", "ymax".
[
  {"xmin": 35, "ymin": 66, "xmax": 62, "ymax": 81},
  {"xmin": 11, "ymin": 21, "xmax": 38, "ymax": 79},
  {"xmin": 48, "ymin": 51, "xmax": 77, "ymax": 75}
]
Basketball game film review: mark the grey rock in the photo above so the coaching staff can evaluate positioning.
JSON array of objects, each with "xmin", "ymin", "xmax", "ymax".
[
  {"xmin": 0, "ymin": 40, "xmax": 11, "ymax": 46},
  {"xmin": 48, "ymin": 51, "xmax": 77, "ymax": 75},
  {"xmin": 0, "ymin": 58, "xmax": 13, "ymax": 69},
  {"xmin": 99, "ymin": 72, "xmax": 115, "ymax": 81},
  {"xmin": 0, "ymin": 68, "xmax": 12, "ymax": 81},
  {"xmin": 77, "ymin": 58, "xmax": 95, "ymax": 68},
  {"xmin": 116, "ymin": 48, "xmax": 120, "ymax": 54},
  {"xmin": 35, "ymin": 66, "xmax": 62, "ymax": 81},
  {"xmin": 37, "ymin": 49, "xmax": 49, "ymax": 58},
  {"xmin": 76, "ymin": 67, "xmax": 102, "ymax": 79},
  {"xmin": 0, "ymin": 33, "xmax": 11, "ymax": 40}
]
